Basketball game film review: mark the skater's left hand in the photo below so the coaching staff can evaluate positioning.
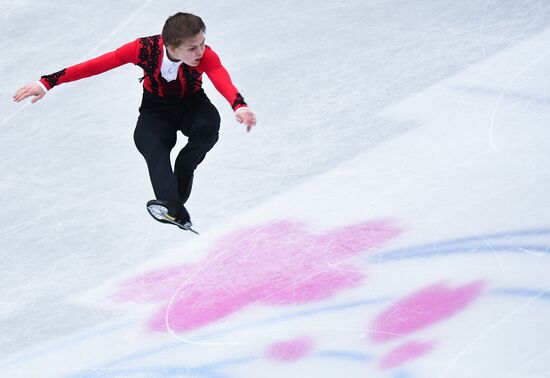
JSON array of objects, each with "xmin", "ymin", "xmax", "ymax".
[{"xmin": 236, "ymin": 108, "xmax": 256, "ymax": 132}]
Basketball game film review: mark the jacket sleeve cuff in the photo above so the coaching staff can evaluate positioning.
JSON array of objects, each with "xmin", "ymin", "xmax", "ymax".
[
  {"xmin": 235, "ymin": 106, "xmax": 249, "ymax": 114},
  {"xmin": 37, "ymin": 80, "xmax": 49, "ymax": 93}
]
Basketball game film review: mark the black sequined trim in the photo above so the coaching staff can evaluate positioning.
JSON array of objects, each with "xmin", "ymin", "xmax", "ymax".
[
  {"xmin": 232, "ymin": 92, "xmax": 246, "ymax": 110},
  {"xmin": 182, "ymin": 65, "xmax": 203, "ymax": 95},
  {"xmin": 137, "ymin": 36, "xmax": 162, "ymax": 95},
  {"xmin": 41, "ymin": 69, "xmax": 66, "ymax": 89}
]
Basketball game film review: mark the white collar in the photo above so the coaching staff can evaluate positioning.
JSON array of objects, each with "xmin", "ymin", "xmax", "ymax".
[{"xmin": 160, "ymin": 46, "xmax": 184, "ymax": 82}]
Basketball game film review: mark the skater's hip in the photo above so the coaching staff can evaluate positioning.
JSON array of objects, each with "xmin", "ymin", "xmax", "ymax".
[
  {"xmin": 138, "ymin": 89, "xmax": 217, "ymax": 127},
  {"xmin": 140, "ymin": 89, "xmax": 207, "ymax": 109}
]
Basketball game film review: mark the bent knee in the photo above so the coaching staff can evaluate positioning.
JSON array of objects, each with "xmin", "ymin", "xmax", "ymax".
[
  {"xmin": 191, "ymin": 104, "xmax": 221, "ymax": 143},
  {"xmin": 134, "ymin": 135, "xmax": 175, "ymax": 159},
  {"xmin": 191, "ymin": 121, "xmax": 219, "ymax": 146}
]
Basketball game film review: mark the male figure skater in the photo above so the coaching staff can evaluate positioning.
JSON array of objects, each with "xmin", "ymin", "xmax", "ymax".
[{"xmin": 13, "ymin": 12, "xmax": 256, "ymax": 232}]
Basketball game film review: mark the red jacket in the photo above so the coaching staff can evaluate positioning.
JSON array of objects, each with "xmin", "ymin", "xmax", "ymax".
[{"xmin": 39, "ymin": 35, "xmax": 247, "ymax": 111}]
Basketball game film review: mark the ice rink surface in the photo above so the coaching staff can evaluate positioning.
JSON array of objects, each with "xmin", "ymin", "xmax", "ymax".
[{"xmin": 1, "ymin": 1, "xmax": 550, "ymax": 377}]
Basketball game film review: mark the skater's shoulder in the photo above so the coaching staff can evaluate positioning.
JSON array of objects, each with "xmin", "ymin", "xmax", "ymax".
[
  {"xmin": 200, "ymin": 45, "xmax": 219, "ymax": 61},
  {"xmin": 136, "ymin": 34, "xmax": 163, "ymax": 44}
]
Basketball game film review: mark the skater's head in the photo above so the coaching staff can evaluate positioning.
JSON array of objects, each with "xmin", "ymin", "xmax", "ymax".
[{"xmin": 162, "ymin": 12, "xmax": 206, "ymax": 67}]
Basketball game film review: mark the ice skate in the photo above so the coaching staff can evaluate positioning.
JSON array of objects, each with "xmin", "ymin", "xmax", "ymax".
[{"xmin": 146, "ymin": 199, "xmax": 199, "ymax": 234}]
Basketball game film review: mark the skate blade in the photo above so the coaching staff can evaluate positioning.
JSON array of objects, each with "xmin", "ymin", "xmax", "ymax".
[
  {"xmin": 147, "ymin": 204, "xmax": 199, "ymax": 234},
  {"xmin": 167, "ymin": 219, "xmax": 199, "ymax": 234},
  {"xmin": 180, "ymin": 222, "xmax": 200, "ymax": 235}
]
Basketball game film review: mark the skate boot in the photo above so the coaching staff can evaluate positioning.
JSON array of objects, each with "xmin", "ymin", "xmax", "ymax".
[{"xmin": 146, "ymin": 199, "xmax": 198, "ymax": 234}]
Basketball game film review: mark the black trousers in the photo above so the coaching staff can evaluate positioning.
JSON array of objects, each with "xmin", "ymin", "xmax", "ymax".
[{"xmin": 134, "ymin": 89, "xmax": 220, "ymax": 204}]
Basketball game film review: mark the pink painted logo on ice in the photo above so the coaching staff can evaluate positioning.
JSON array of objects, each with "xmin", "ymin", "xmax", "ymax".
[
  {"xmin": 379, "ymin": 341, "xmax": 436, "ymax": 369},
  {"xmin": 368, "ymin": 281, "xmax": 485, "ymax": 370},
  {"xmin": 266, "ymin": 337, "xmax": 314, "ymax": 362},
  {"xmin": 370, "ymin": 281, "xmax": 486, "ymax": 343},
  {"xmin": 112, "ymin": 220, "xmax": 401, "ymax": 332}
]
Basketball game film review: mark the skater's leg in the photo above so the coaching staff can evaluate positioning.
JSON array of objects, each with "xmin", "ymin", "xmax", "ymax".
[
  {"xmin": 134, "ymin": 111, "xmax": 180, "ymax": 202},
  {"xmin": 175, "ymin": 93, "xmax": 221, "ymax": 202}
]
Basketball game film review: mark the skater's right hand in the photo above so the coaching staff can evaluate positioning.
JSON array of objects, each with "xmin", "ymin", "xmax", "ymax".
[{"xmin": 13, "ymin": 82, "xmax": 46, "ymax": 103}]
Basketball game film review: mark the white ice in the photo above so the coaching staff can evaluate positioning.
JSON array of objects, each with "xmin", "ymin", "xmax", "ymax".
[{"xmin": 1, "ymin": 1, "xmax": 550, "ymax": 377}]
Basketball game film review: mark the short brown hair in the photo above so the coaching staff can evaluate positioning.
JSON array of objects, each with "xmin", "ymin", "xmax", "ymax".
[{"xmin": 162, "ymin": 12, "xmax": 206, "ymax": 47}]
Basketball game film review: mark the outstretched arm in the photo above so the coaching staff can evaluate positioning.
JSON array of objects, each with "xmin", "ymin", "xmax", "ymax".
[{"xmin": 13, "ymin": 39, "xmax": 140, "ymax": 104}]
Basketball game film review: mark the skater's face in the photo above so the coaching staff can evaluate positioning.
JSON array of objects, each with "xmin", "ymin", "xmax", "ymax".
[{"xmin": 167, "ymin": 33, "xmax": 206, "ymax": 66}]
